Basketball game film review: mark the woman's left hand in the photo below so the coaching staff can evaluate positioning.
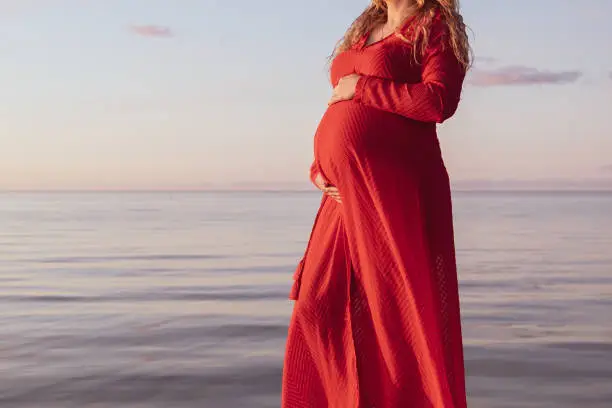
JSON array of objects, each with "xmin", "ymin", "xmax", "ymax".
[{"xmin": 329, "ymin": 74, "xmax": 361, "ymax": 105}]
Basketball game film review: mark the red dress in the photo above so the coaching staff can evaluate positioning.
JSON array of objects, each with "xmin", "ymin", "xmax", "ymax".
[{"xmin": 282, "ymin": 14, "xmax": 467, "ymax": 408}]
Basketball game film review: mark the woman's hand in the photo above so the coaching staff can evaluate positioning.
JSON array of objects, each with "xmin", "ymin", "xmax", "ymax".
[
  {"xmin": 329, "ymin": 74, "xmax": 361, "ymax": 105},
  {"xmin": 314, "ymin": 172, "xmax": 342, "ymax": 204}
]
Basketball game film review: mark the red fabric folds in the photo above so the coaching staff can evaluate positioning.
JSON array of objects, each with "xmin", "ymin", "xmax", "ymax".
[
  {"xmin": 289, "ymin": 259, "xmax": 304, "ymax": 301},
  {"xmin": 283, "ymin": 15, "xmax": 467, "ymax": 408}
]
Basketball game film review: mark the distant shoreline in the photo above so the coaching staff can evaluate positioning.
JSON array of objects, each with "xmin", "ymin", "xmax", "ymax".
[{"xmin": 1, "ymin": 189, "xmax": 611, "ymax": 194}]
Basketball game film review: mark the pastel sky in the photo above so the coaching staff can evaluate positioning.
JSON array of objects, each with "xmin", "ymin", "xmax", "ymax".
[{"xmin": 1, "ymin": 0, "xmax": 611, "ymax": 190}]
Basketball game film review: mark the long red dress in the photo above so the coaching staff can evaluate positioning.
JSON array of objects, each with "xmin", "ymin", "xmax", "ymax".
[{"xmin": 282, "ymin": 14, "xmax": 467, "ymax": 408}]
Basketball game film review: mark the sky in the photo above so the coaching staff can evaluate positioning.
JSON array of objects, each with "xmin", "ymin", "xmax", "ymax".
[{"xmin": 1, "ymin": 0, "xmax": 611, "ymax": 190}]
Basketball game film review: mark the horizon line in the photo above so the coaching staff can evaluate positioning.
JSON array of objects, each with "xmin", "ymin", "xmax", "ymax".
[{"xmin": 1, "ymin": 187, "xmax": 611, "ymax": 194}]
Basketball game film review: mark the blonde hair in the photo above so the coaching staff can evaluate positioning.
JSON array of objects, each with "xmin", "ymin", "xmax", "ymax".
[{"xmin": 333, "ymin": 0, "xmax": 472, "ymax": 69}]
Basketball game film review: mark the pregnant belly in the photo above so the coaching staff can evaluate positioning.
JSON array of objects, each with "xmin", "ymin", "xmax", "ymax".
[{"xmin": 314, "ymin": 101, "xmax": 436, "ymax": 181}]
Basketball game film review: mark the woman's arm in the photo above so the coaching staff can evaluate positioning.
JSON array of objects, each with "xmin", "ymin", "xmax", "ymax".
[
  {"xmin": 309, "ymin": 160, "xmax": 319, "ymax": 185},
  {"xmin": 353, "ymin": 23, "xmax": 466, "ymax": 124},
  {"xmin": 309, "ymin": 160, "xmax": 342, "ymax": 203}
]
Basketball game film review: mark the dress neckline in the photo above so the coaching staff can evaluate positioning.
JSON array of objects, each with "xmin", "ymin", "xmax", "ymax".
[
  {"xmin": 362, "ymin": 30, "xmax": 396, "ymax": 50},
  {"xmin": 358, "ymin": 13, "xmax": 419, "ymax": 51}
]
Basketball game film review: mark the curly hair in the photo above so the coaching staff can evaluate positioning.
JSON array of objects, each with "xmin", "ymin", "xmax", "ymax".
[{"xmin": 333, "ymin": 0, "xmax": 472, "ymax": 69}]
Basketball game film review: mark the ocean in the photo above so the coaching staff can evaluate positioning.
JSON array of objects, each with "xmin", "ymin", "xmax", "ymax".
[{"xmin": 0, "ymin": 191, "xmax": 610, "ymax": 408}]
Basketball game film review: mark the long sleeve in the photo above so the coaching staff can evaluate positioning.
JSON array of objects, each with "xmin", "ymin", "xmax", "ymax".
[
  {"xmin": 309, "ymin": 160, "xmax": 320, "ymax": 186},
  {"xmin": 353, "ymin": 22, "xmax": 465, "ymax": 124}
]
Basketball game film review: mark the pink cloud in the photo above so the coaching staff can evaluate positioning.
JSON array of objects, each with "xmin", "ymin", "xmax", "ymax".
[
  {"xmin": 467, "ymin": 66, "xmax": 582, "ymax": 87},
  {"xmin": 129, "ymin": 25, "xmax": 173, "ymax": 38}
]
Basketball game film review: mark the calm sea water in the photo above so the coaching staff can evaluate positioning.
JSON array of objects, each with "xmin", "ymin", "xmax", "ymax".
[{"xmin": 0, "ymin": 191, "xmax": 610, "ymax": 408}]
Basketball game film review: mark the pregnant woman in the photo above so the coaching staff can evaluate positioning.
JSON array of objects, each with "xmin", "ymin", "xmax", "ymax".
[{"xmin": 282, "ymin": 0, "xmax": 470, "ymax": 407}]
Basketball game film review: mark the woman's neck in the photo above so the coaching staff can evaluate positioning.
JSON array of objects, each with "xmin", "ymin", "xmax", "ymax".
[{"xmin": 385, "ymin": 0, "xmax": 418, "ymax": 28}]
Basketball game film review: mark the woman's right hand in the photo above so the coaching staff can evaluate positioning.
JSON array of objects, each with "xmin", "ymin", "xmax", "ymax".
[{"xmin": 314, "ymin": 173, "xmax": 342, "ymax": 204}]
